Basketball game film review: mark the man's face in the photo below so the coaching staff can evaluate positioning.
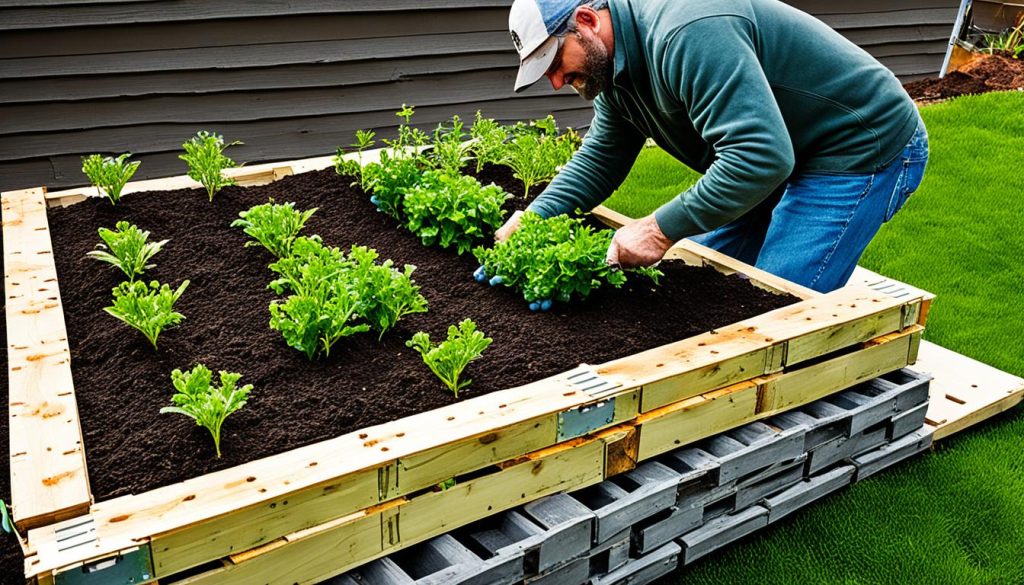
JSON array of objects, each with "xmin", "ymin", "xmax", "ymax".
[{"xmin": 544, "ymin": 29, "xmax": 612, "ymax": 100}]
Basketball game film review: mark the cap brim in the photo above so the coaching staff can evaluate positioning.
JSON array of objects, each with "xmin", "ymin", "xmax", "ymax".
[{"xmin": 514, "ymin": 35, "xmax": 559, "ymax": 93}]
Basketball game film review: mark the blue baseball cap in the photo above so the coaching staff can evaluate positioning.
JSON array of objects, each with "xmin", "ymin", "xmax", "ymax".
[{"xmin": 509, "ymin": 0, "xmax": 584, "ymax": 92}]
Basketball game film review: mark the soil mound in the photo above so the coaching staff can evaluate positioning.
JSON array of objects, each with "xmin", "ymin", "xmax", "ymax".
[{"xmin": 904, "ymin": 54, "xmax": 1024, "ymax": 103}]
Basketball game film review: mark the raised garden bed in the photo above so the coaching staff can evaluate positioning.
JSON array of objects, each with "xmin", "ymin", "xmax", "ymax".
[{"xmin": 5, "ymin": 151, "xmax": 930, "ymax": 585}]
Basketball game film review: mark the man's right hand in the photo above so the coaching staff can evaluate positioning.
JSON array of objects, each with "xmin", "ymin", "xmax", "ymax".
[{"xmin": 495, "ymin": 210, "xmax": 526, "ymax": 242}]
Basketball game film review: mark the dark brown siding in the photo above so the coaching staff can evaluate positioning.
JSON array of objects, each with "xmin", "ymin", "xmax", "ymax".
[{"xmin": 0, "ymin": 1, "xmax": 959, "ymax": 191}]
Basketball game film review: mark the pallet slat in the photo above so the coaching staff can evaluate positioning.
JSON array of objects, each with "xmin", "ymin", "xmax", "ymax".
[{"xmin": 2, "ymin": 186, "xmax": 92, "ymax": 533}]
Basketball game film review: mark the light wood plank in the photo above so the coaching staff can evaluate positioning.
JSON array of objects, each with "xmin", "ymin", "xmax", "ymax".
[
  {"xmin": 597, "ymin": 285, "xmax": 915, "ymax": 412},
  {"xmin": 3, "ymin": 186, "xmax": 91, "ymax": 532},
  {"xmin": 636, "ymin": 383, "xmax": 761, "ymax": 461},
  {"xmin": 757, "ymin": 327, "xmax": 921, "ymax": 416},
  {"xmin": 914, "ymin": 341, "xmax": 1024, "ymax": 440},
  {"xmin": 168, "ymin": 435, "xmax": 607, "ymax": 585}
]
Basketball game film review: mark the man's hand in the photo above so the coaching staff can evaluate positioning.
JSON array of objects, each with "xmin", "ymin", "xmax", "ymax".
[
  {"xmin": 606, "ymin": 214, "xmax": 675, "ymax": 268},
  {"xmin": 495, "ymin": 210, "xmax": 525, "ymax": 242}
]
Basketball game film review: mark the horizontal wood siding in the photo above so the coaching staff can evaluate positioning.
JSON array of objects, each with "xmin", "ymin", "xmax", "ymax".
[{"xmin": 0, "ymin": 1, "xmax": 958, "ymax": 192}]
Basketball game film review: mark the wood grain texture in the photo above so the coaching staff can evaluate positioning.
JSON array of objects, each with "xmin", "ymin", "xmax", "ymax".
[{"xmin": 2, "ymin": 187, "xmax": 91, "ymax": 532}]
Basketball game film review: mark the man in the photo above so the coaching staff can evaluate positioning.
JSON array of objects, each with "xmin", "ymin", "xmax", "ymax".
[{"xmin": 500, "ymin": 0, "xmax": 928, "ymax": 293}]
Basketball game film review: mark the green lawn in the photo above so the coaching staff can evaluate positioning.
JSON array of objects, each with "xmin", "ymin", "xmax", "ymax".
[{"xmin": 602, "ymin": 91, "xmax": 1024, "ymax": 584}]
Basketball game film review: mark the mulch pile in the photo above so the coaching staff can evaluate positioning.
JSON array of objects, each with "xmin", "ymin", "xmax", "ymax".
[
  {"xmin": 904, "ymin": 53, "xmax": 1024, "ymax": 103},
  {"xmin": 39, "ymin": 164, "xmax": 797, "ymax": 503}
]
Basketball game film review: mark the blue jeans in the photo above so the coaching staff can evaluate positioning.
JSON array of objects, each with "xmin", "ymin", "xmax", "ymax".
[{"xmin": 689, "ymin": 117, "xmax": 929, "ymax": 292}]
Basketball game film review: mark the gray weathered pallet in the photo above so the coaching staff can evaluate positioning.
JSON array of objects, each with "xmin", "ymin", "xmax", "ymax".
[{"xmin": 323, "ymin": 369, "xmax": 933, "ymax": 585}]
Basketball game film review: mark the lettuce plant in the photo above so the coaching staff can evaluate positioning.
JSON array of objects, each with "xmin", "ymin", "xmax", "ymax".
[
  {"xmin": 404, "ymin": 170, "xmax": 510, "ymax": 255},
  {"xmin": 407, "ymin": 319, "xmax": 492, "ymax": 398},
  {"xmin": 86, "ymin": 221, "xmax": 168, "ymax": 281},
  {"xmin": 269, "ymin": 238, "xmax": 427, "ymax": 349},
  {"xmin": 268, "ymin": 238, "xmax": 368, "ymax": 359},
  {"xmin": 105, "ymin": 280, "xmax": 189, "ymax": 349},
  {"xmin": 346, "ymin": 245, "xmax": 428, "ymax": 339},
  {"xmin": 81, "ymin": 153, "xmax": 140, "ymax": 205},
  {"xmin": 180, "ymin": 131, "xmax": 242, "ymax": 202},
  {"xmin": 160, "ymin": 364, "xmax": 253, "ymax": 458},
  {"xmin": 270, "ymin": 286, "xmax": 368, "ymax": 360},
  {"xmin": 231, "ymin": 200, "xmax": 317, "ymax": 258},
  {"xmin": 473, "ymin": 212, "xmax": 661, "ymax": 305}
]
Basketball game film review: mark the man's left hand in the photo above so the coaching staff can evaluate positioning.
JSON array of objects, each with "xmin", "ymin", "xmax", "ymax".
[{"xmin": 605, "ymin": 214, "xmax": 675, "ymax": 268}]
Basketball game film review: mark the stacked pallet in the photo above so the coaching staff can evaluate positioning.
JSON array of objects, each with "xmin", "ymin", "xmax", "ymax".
[{"xmin": 327, "ymin": 368, "xmax": 932, "ymax": 585}]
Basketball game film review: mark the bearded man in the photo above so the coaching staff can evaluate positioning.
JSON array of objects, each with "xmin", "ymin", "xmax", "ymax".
[{"xmin": 500, "ymin": 0, "xmax": 928, "ymax": 294}]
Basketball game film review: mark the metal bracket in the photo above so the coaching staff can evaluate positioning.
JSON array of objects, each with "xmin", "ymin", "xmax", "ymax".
[
  {"xmin": 54, "ymin": 516, "xmax": 154, "ymax": 585},
  {"xmin": 556, "ymin": 368, "xmax": 624, "ymax": 441}
]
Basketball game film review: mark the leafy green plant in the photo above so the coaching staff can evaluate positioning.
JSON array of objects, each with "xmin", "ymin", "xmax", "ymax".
[
  {"xmin": 231, "ymin": 199, "xmax": 317, "ymax": 258},
  {"xmin": 160, "ymin": 364, "xmax": 253, "ymax": 458},
  {"xmin": 429, "ymin": 114, "xmax": 471, "ymax": 176},
  {"xmin": 502, "ymin": 118, "xmax": 581, "ymax": 197},
  {"xmin": 86, "ymin": 221, "xmax": 168, "ymax": 281},
  {"xmin": 269, "ymin": 238, "xmax": 427, "ymax": 346},
  {"xmin": 180, "ymin": 131, "xmax": 242, "ymax": 202},
  {"xmin": 406, "ymin": 319, "xmax": 492, "ymax": 398},
  {"xmin": 268, "ymin": 238, "xmax": 368, "ymax": 359},
  {"xmin": 469, "ymin": 111, "xmax": 510, "ymax": 173},
  {"xmin": 335, "ymin": 105, "xmax": 431, "ymax": 220},
  {"xmin": 404, "ymin": 170, "xmax": 510, "ymax": 255},
  {"xmin": 81, "ymin": 153, "xmax": 140, "ymax": 205},
  {"xmin": 982, "ymin": 14, "xmax": 1024, "ymax": 58},
  {"xmin": 473, "ymin": 212, "xmax": 661, "ymax": 305},
  {"xmin": 269, "ymin": 287, "xmax": 368, "ymax": 360},
  {"xmin": 346, "ymin": 245, "xmax": 428, "ymax": 339},
  {"xmin": 105, "ymin": 280, "xmax": 189, "ymax": 349}
]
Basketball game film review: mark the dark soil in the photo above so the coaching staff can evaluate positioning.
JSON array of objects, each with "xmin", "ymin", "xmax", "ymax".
[
  {"xmin": 904, "ymin": 54, "xmax": 1024, "ymax": 103},
  {"xmin": 43, "ymin": 164, "xmax": 797, "ymax": 503}
]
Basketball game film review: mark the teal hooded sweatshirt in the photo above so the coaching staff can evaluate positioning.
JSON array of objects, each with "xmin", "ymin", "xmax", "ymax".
[{"xmin": 525, "ymin": 0, "xmax": 920, "ymax": 241}]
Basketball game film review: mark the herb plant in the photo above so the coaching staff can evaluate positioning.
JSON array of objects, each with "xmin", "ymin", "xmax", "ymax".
[
  {"xmin": 81, "ymin": 153, "xmax": 140, "ymax": 205},
  {"xmin": 269, "ymin": 237, "xmax": 427, "ymax": 348},
  {"xmin": 406, "ymin": 319, "xmax": 492, "ymax": 398},
  {"xmin": 334, "ymin": 129, "xmax": 377, "ymax": 180},
  {"xmin": 231, "ymin": 200, "xmax": 317, "ymax": 258},
  {"xmin": 469, "ymin": 111, "xmax": 509, "ymax": 172},
  {"xmin": 86, "ymin": 221, "xmax": 168, "ymax": 281},
  {"xmin": 473, "ymin": 212, "xmax": 661, "ymax": 305},
  {"xmin": 180, "ymin": 131, "xmax": 242, "ymax": 202},
  {"xmin": 429, "ymin": 114, "xmax": 471, "ymax": 176},
  {"xmin": 160, "ymin": 364, "xmax": 253, "ymax": 458},
  {"xmin": 403, "ymin": 170, "xmax": 510, "ymax": 255},
  {"xmin": 105, "ymin": 280, "xmax": 189, "ymax": 349},
  {"xmin": 502, "ymin": 117, "xmax": 582, "ymax": 197}
]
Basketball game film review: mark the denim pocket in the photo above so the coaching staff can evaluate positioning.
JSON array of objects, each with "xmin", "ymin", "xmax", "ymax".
[
  {"xmin": 884, "ymin": 157, "xmax": 926, "ymax": 222},
  {"xmin": 883, "ymin": 123, "xmax": 928, "ymax": 222}
]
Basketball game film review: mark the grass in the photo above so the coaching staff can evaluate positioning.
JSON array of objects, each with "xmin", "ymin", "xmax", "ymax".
[{"xmin": 601, "ymin": 91, "xmax": 1024, "ymax": 584}]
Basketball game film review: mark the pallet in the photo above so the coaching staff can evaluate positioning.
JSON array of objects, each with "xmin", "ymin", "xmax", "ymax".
[{"xmin": 6, "ymin": 152, "xmax": 935, "ymax": 584}]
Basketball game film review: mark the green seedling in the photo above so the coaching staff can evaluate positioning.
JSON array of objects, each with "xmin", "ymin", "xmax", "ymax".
[
  {"xmin": 406, "ymin": 319, "xmax": 492, "ymax": 398},
  {"xmin": 86, "ymin": 221, "xmax": 168, "ymax": 281},
  {"xmin": 105, "ymin": 279, "xmax": 189, "ymax": 350},
  {"xmin": 232, "ymin": 199, "xmax": 317, "ymax": 258},
  {"xmin": 81, "ymin": 153, "xmax": 140, "ymax": 205},
  {"xmin": 161, "ymin": 364, "xmax": 253, "ymax": 458},
  {"xmin": 180, "ymin": 131, "xmax": 242, "ymax": 202}
]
